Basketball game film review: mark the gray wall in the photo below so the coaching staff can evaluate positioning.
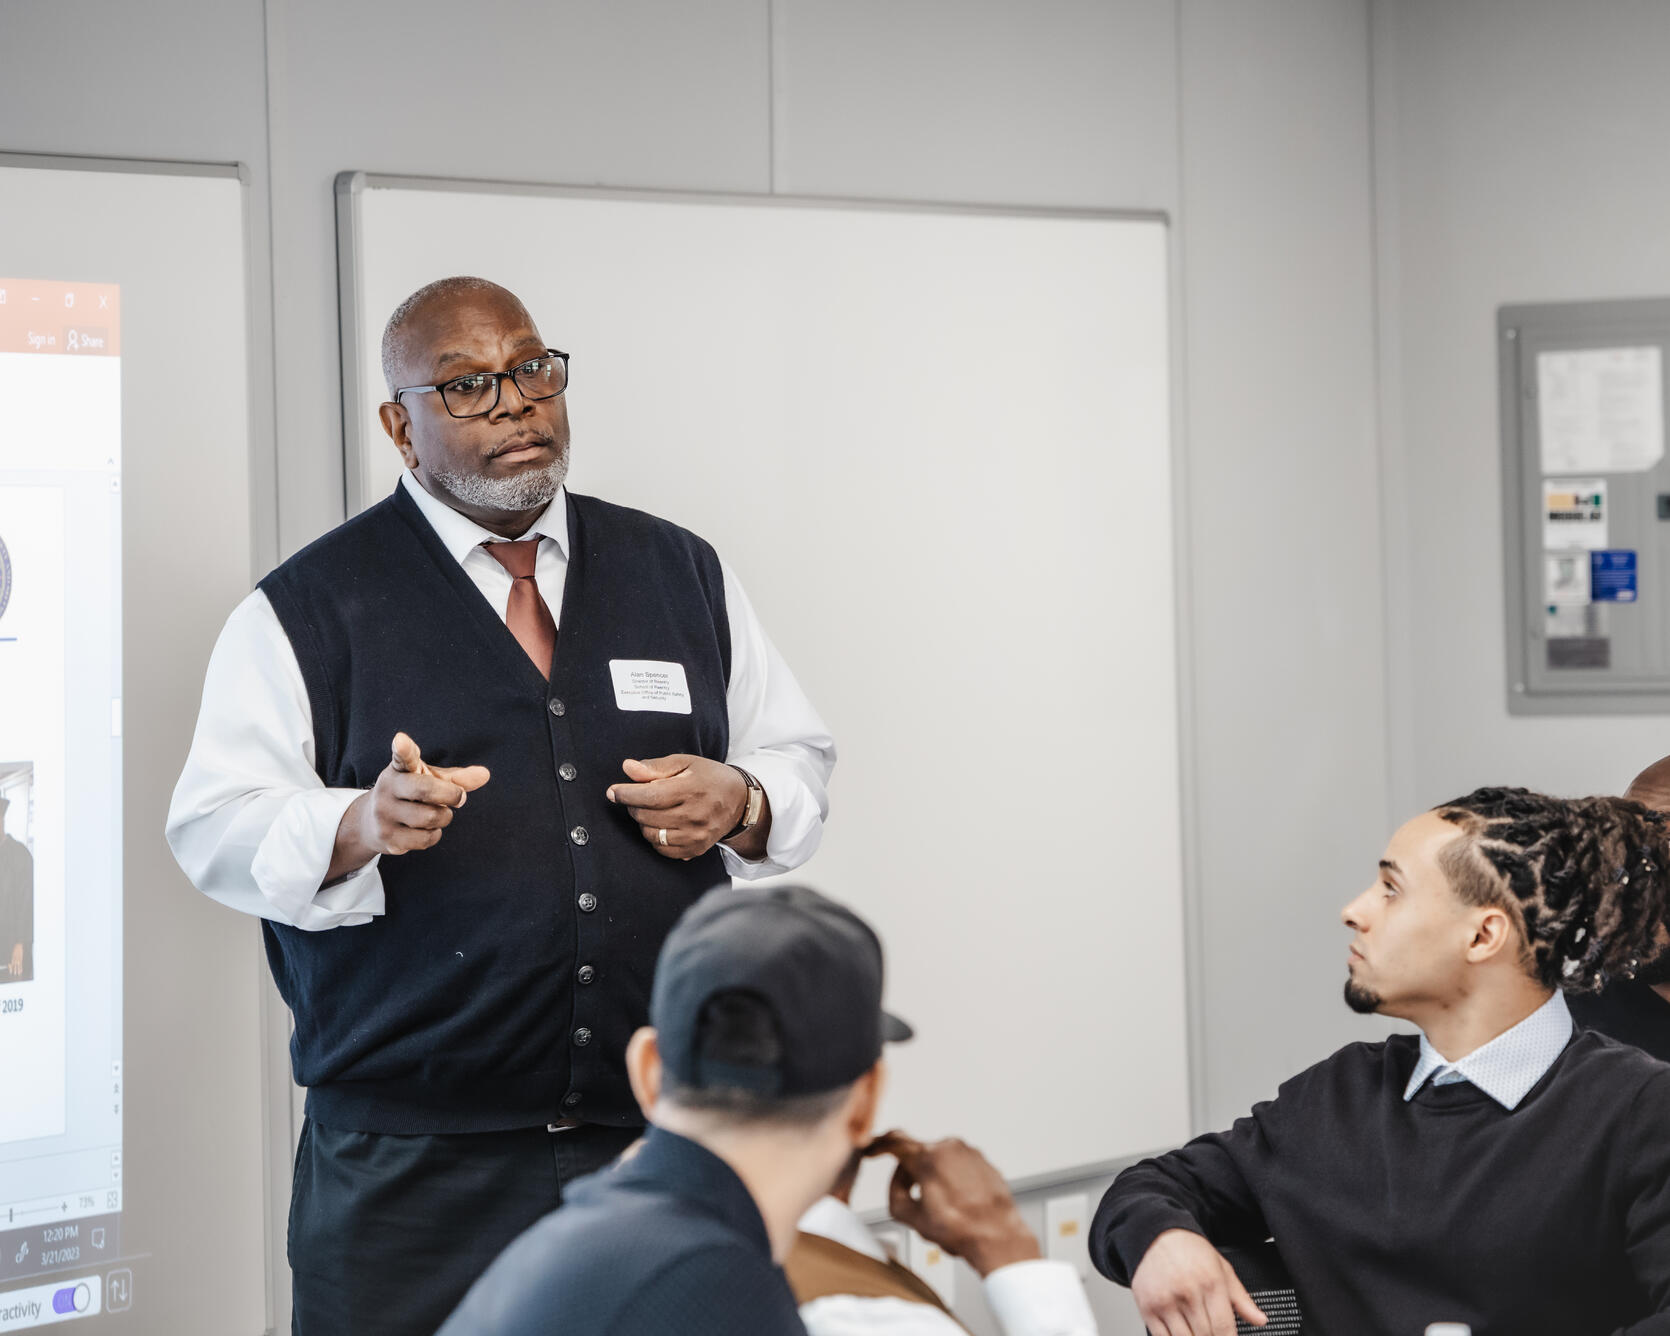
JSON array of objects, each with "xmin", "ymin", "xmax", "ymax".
[
  {"xmin": 1177, "ymin": 0, "xmax": 1390, "ymax": 1130},
  {"xmin": 1374, "ymin": 0, "xmax": 1670, "ymax": 815},
  {"xmin": 2, "ymin": 2, "xmax": 1394, "ymax": 1331}
]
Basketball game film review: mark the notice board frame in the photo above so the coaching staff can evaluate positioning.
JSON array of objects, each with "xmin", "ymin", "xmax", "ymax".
[{"xmin": 1500, "ymin": 296, "xmax": 1670, "ymax": 715}]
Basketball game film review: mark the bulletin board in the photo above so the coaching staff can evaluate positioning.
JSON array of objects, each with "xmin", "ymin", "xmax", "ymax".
[{"xmin": 1500, "ymin": 297, "xmax": 1670, "ymax": 714}]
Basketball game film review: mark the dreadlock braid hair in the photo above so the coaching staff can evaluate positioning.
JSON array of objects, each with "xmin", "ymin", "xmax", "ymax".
[{"xmin": 1433, "ymin": 786, "xmax": 1670, "ymax": 992}]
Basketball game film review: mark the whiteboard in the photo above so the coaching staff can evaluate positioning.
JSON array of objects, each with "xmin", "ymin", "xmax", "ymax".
[{"xmin": 338, "ymin": 176, "xmax": 1189, "ymax": 1200}]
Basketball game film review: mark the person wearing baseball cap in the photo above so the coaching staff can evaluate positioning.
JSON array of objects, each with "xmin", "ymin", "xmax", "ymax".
[{"xmin": 437, "ymin": 884, "xmax": 912, "ymax": 1336}]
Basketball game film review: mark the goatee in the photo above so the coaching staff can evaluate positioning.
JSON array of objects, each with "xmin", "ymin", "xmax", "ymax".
[
  {"xmin": 1343, "ymin": 977, "xmax": 1383, "ymax": 1014},
  {"xmin": 431, "ymin": 442, "xmax": 569, "ymax": 513}
]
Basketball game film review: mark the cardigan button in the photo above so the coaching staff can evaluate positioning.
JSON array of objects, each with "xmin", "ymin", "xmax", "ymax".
[
  {"xmin": 578, "ymin": 893, "xmax": 598, "ymax": 913},
  {"xmin": 577, "ymin": 964, "xmax": 596, "ymax": 984},
  {"xmin": 570, "ymin": 826, "xmax": 589, "ymax": 846},
  {"xmin": 548, "ymin": 698, "xmax": 566, "ymax": 717},
  {"xmin": 563, "ymin": 1091, "xmax": 582, "ymax": 1109},
  {"xmin": 559, "ymin": 763, "xmax": 577, "ymax": 782},
  {"xmin": 573, "ymin": 1027, "xmax": 592, "ymax": 1046}
]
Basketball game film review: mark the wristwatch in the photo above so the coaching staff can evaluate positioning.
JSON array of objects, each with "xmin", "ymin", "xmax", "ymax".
[{"xmin": 723, "ymin": 767, "xmax": 765, "ymax": 841}]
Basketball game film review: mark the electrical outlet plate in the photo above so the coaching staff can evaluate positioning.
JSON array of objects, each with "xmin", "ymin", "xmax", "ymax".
[
  {"xmin": 907, "ymin": 1230, "xmax": 957, "ymax": 1306},
  {"xmin": 1045, "ymin": 1193, "xmax": 1090, "ymax": 1277}
]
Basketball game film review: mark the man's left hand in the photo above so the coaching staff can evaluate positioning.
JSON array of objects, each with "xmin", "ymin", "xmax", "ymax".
[{"xmin": 608, "ymin": 755, "xmax": 748, "ymax": 861}]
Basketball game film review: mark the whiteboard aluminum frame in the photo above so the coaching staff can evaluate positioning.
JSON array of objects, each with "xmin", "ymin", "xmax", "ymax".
[{"xmin": 334, "ymin": 169, "xmax": 1203, "ymax": 1182}]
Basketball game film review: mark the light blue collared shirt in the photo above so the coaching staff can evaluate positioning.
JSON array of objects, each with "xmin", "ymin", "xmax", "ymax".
[{"xmin": 1402, "ymin": 991, "xmax": 1573, "ymax": 1111}]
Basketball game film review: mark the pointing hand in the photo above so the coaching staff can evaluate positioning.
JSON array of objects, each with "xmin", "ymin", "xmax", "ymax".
[{"xmin": 357, "ymin": 732, "xmax": 491, "ymax": 857}]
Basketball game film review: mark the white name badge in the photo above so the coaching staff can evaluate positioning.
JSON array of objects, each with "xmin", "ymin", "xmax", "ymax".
[{"xmin": 608, "ymin": 660, "xmax": 693, "ymax": 714}]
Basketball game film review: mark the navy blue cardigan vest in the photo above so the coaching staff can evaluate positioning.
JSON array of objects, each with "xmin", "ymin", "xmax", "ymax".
[{"xmin": 257, "ymin": 484, "xmax": 731, "ymax": 1133}]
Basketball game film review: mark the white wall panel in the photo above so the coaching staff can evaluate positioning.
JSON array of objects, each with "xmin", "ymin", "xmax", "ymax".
[{"xmin": 1377, "ymin": 0, "xmax": 1670, "ymax": 809}]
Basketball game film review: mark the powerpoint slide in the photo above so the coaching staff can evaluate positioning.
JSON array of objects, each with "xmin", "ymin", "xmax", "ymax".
[
  {"xmin": 0, "ymin": 281, "xmax": 125, "ymax": 1322},
  {"xmin": 0, "ymin": 486, "xmax": 67, "ymax": 1147}
]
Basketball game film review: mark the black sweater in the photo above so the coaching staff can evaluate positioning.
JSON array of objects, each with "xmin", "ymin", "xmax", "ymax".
[{"xmin": 1092, "ymin": 1029, "xmax": 1670, "ymax": 1336}]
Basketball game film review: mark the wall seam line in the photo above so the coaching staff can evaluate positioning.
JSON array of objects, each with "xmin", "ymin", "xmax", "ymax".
[
  {"xmin": 256, "ymin": 2, "xmax": 293, "ymax": 1331},
  {"xmin": 1367, "ymin": 0, "xmax": 1415, "ymax": 826},
  {"xmin": 1169, "ymin": 0, "xmax": 1210, "ymax": 1137},
  {"xmin": 766, "ymin": 0, "xmax": 778, "ymax": 194}
]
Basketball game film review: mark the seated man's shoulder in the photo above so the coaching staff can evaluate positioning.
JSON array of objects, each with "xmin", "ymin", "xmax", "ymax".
[
  {"xmin": 538, "ymin": 1183, "xmax": 718, "ymax": 1267},
  {"xmin": 639, "ymin": 1236, "xmax": 798, "ymax": 1302},
  {"xmin": 438, "ymin": 1199, "xmax": 776, "ymax": 1335},
  {"xmin": 1558, "ymin": 1022, "xmax": 1670, "ymax": 1090},
  {"xmin": 588, "ymin": 1235, "xmax": 804, "ymax": 1336},
  {"xmin": 1269, "ymin": 1034, "xmax": 1421, "ymax": 1105}
]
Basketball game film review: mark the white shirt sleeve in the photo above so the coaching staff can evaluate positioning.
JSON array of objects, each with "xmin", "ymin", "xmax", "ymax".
[
  {"xmin": 165, "ymin": 591, "xmax": 384, "ymax": 931},
  {"xmin": 799, "ymin": 1295, "xmax": 967, "ymax": 1336},
  {"xmin": 717, "ymin": 559, "xmax": 836, "ymax": 880},
  {"xmin": 799, "ymin": 1262, "xmax": 1098, "ymax": 1336},
  {"xmin": 982, "ymin": 1260, "xmax": 1099, "ymax": 1336}
]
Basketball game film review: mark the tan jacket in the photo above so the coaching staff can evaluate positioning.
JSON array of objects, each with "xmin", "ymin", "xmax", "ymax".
[{"xmin": 784, "ymin": 1231, "xmax": 969, "ymax": 1331}]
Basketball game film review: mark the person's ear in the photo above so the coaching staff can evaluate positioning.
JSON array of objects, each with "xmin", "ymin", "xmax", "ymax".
[
  {"xmin": 844, "ymin": 1059, "xmax": 888, "ymax": 1148},
  {"xmin": 378, "ymin": 400, "xmax": 417, "ymax": 466},
  {"xmin": 1466, "ymin": 906, "xmax": 1519, "ymax": 965},
  {"xmin": 625, "ymin": 1027, "xmax": 663, "ymax": 1118}
]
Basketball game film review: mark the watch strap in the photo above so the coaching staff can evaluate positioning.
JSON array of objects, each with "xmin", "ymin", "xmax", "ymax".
[{"xmin": 723, "ymin": 766, "xmax": 764, "ymax": 840}]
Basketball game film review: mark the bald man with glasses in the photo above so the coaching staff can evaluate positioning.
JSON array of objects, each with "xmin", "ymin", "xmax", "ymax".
[{"xmin": 167, "ymin": 276, "xmax": 835, "ymax": 1335}]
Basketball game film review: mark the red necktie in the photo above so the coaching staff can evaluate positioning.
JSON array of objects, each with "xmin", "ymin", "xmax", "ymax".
[{"xmin": 483, "ymin": 540, "xmax": 556, "ymax": 678}]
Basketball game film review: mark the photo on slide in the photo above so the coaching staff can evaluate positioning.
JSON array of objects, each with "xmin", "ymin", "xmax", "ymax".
[{"xmin": 0, "ymin": 762, "xmax": 33, "ymax": 986}]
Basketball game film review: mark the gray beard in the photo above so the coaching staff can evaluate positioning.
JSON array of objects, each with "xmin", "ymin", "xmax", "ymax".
[{"xmin": 431, "ymin": 446, "xmax": 569, "ymax": 513}]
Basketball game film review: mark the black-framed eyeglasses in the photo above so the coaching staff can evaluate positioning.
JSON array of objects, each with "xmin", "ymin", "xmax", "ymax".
[{"xmin": 393, "ymin": 349, "xmax": 569, "ymax": 419}]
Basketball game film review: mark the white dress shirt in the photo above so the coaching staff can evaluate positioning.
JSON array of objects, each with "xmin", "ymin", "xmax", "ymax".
[
  {"xmin": 796, "ymin": 1197, "xmax": 1098, "ymax": 1336},
  {"xmin": 1402, "ymin": 991, "xmax": 1573, "ymax": 1110},
  {"xmin": 167, "ymin": 471, "xmax": 836, "ymax": 930}
]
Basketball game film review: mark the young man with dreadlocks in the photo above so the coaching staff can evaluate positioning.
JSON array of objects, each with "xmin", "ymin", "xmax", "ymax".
[{"xmin": 1091, "ymin": 787, "xmax": 1670, "ymax": 1336}]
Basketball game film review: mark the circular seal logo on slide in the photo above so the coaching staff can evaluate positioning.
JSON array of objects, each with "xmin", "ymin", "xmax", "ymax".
[{"xmin": 0, "ymin": 533, "xmax": 10, "ymax": 623}]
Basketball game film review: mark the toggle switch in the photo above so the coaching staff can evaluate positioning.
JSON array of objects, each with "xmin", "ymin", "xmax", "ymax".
[{"xmin": 53, "ymin": 1282, "xmax": 92, "ymax": 1314}]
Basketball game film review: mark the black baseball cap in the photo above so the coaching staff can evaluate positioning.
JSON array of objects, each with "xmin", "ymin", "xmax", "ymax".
[{"xmin": 651, "ymin": 885, "xmax": 913, "ymax": 1097}]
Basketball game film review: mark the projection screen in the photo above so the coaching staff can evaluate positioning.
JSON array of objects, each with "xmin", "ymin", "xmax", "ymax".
[{"xmin": 0, "ymin": 155, "xmax": 270, "ymax": 1335}]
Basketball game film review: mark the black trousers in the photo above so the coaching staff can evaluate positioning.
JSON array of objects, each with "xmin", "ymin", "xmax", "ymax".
[{"xmin": 289, "ymin": 1118, "xmax": 640, "ymax": 1336}]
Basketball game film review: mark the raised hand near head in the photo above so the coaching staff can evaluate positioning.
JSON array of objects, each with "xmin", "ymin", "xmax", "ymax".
[{"xmin": 869, "ymin": 1131, "xmax": 1041, "ymax": 1279}]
